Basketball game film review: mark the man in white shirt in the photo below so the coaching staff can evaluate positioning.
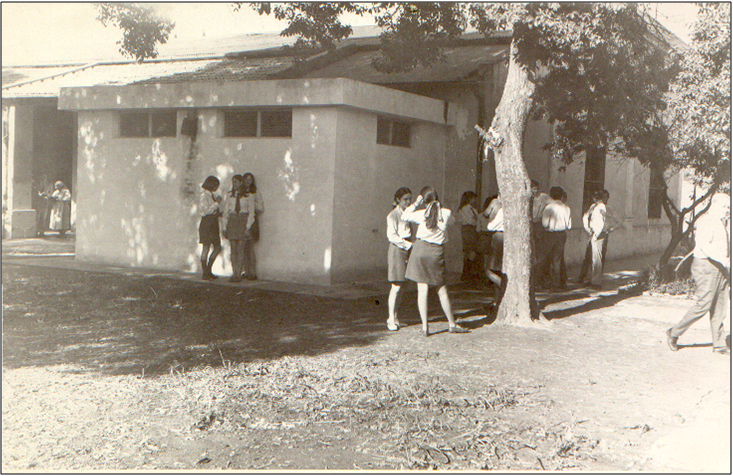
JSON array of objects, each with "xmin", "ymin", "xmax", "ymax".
[
  {"xmin": 535, "ymin": 186, "xmax": 572, "ymax": 290},
  {"xmin": 667, "ymin": 193, "xmax": 730, "ymax": 355},
  {"xmin": 583, "ymin": 189, "xmax": 621, "ymax": 289},
  {"xmin": 530, "ymin": 180, "xmax": 552, "ymax": 264}
]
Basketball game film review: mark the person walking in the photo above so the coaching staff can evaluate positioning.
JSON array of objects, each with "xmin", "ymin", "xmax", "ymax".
[
  {"xmin": 223, "ymin": 175, "xmax": 247, "ymax": 282},
  {"xmin": 457, "ymin": 191, "xmax": 480, "ymax": 283},
  {"xmin": 49, "ymin": 181, "xmax": 72, "ymax": 238},
  {"xmin": 386, "ymin": 187, "xmax": 413, "ymax": 331},
  {"xmin": 402, "ymin": 186, "xmax": 469, "ymax": 337},
  {"xmin": 535, "ymin": 186, "xmax": 572, "ymax": 291},
  {"xmin": 198, "ymin": 176, "xmax": 223, "ymax": 280},
  {"xmin": 240, "ymin": 173, "xmax": 264, "ymax": 281},
  {"xmin": 666, "ymin": 193, "xmax": 730, "ymax": 355}
]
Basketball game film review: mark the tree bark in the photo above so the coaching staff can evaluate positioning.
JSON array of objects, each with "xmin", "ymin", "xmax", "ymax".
[{"xmin": 484, "ymin": 39, "xmax": 537, "ymax": 325}]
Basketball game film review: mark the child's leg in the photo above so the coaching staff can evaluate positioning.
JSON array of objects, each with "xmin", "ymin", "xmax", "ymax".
[
  {"xmin": 229, "ymin": 240, "xmax": 241, "ymax": 279},
  {"xmin": 417, "ymin": 283, "xmax": 430, "ymax": 332},
  {"xmin": 437, "ymin": 285, "xmax": 456, "ymax": 327},
  {"xmin": 208, "ymin": 244, "xmax": 221, "ymax": 275},
  {"xmin": 388, "ymin": 283, "xmax": 402, "ymax": 328},
  {"xmin": 246, "ymin": 241, "xmax": 257, "ymax": 277},
  {"xmin": 201, "ymin": 244, "xmax": 211, "ymax": 276}
]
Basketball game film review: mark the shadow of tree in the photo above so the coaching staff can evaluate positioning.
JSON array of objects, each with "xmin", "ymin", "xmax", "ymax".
[
  {"xmin": 540, "ymin": 292, "xmax": 635, "ymax": 321},
  {"xmin": 2, "ymin": 265, "xmax": 484, "ymax": 377},
  {"xmin": 1, "ymin": 266, "xmax": 384, "ymax": 376}
]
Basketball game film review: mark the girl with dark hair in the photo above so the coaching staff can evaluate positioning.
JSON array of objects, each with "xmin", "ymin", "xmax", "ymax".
[
  {"xmin": 223, "ymin": 175, "xmax": 247, "ymax": 282},
  {"xmin": 457, "ymin": 191, "xmax": 480, "ymax": 282},
  {"xmin": 386, "ymin": 186, "xmax": 413, "ymax": 331},
  {"xmin": 402, "ymin": 186, "xmax": 469, "ymax": 337},
  {"xmin": 241, "ymin": 172, "xmax": 265, "ymax": 280},
  {"xmin": 199, "ymin": 175, "xmax": 222, "ymax": 280}
]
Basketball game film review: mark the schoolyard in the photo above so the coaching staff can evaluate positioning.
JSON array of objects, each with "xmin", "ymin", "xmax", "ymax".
[{"xmin": 1, "ymin": 238, "xmax": 730, "ymax": 471}]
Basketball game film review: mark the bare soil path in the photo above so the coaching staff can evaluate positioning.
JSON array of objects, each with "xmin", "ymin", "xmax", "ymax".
[{"xmin": 2, "ymin": 254, "xmax": 730, "ymax": 472}]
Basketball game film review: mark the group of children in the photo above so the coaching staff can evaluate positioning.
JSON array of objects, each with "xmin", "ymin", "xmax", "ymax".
[
  {"xmin": 386, "ymin": 181, "xmax": 622, "ymax": 332},
  {"xmin": 198, "ymin": 173, "xmax": 264, "ymax": 282},
  {"xmin": 386, "ymin": 186, "xmax": 471, "ymax": 336}
]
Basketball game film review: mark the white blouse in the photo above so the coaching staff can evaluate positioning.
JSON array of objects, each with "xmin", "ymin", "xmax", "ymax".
[{"xmin": 401, "ymin": 202, "xmax": 454, "ymax": 245}]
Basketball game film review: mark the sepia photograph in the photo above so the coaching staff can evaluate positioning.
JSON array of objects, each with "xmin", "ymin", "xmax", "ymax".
[{"xmin": 2, "ymin": 2, "xmax": 730, "ymax": 472}]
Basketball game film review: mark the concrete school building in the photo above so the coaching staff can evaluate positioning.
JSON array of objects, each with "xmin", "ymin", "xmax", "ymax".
[{"xmin": 2, "ymin": 26, "xmax": 687, "ymax": 285}]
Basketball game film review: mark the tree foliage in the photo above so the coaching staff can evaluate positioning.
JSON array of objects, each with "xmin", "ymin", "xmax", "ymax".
[
  {"xmin": 96, "ymin": 3, "xmax": 175, "ymax": 62},
  {"xmin": 665, "ymin": 3, "xmax": 731, "ymax": 189}
]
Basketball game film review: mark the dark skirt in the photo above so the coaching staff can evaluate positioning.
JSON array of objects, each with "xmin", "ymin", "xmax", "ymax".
[
  {"xmin": 487, "ymin": 231, "xmax": 504, "ymax": 271},
  {"xmin": 405, "ymin": 239, "xmax": 446, "ymax": 287},
  {"xmin": 199, "ymin": 215, "xmax": 221, "ymax": 246},
  {"xmin": 388, "ymin": 243, "xmax": 409, "ymax": 283},
  {"xmin": 461, "ymin": 225, "xmax": 479, "ymax": 254},
  {"xmin": 225, "ymin": 213, "xmax": 247, "ymax": 240},
  {"xmin": 477, "ymin": 231, "xmax": 493, "ymax": 255}
]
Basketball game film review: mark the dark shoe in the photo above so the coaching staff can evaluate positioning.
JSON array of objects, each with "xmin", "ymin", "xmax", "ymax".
[
  {"xmin": 666, "ymin": 328, "xmax": 679, "ymax": 352},
  {"xmin": 387, "ymin": 323, "xmax": 399, "ymax": 332},
  {"xmin": 228, "ymin": 276, "xmax": 242, "ymax": 283},
  {"xmin": 448, "ymin": 325, "xmax": 470, "ymax": 334},
  {"xmin": 713, "ymin": 347, "xmax": 730, "ymax": 355},
  {"xmin": 241, "ymin": 273, "xmax": 248, "ymax": 280},
  {"xmin": 588, "ymin": 284, "xmax": 602, "ymax": 291},
  {"xmin": 247, "ymin": 274, "xmax": 257, "ymax": 281},
  {"xmin": 419, "ymin": 328, "xmax": 430, "ymax": 337}
]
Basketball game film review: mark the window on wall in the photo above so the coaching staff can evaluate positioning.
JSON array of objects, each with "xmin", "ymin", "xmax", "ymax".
[
  {"xmin": 119, "ymin": 110, "xmax": 177, "ymax": 138},
  {"xmin": 377, "ymin": 116, "xmax": 411, "ymax": 148},
  {"xmin": 223, "ymin": 109, "xmax": 292, "ymax": 138},
  {"xmin": 582, "ymin": 146, "xmax": 606, "ymax": 212},
  {"xmin": 648, "ymin": 166, "xmax": 665, "ymax": 219}
]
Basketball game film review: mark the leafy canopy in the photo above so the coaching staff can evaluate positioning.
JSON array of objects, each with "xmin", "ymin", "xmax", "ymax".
[
  {"xmin": 96, "ymin": 3, "xmax": 175, "ymax": 62},
  {"xmin": 665, "ymin": 3, "xmax": 730, "ymax": 189}
]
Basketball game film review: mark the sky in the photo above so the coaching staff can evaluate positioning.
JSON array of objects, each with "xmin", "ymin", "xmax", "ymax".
[{"xmin": 2, "ymin": 2, "xmax": 698, "ymax": 66}]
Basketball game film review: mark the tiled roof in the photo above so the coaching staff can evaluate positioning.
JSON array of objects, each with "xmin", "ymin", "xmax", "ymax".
[
  {"xmin": 2, "ymin": 57, "xmax": 295, "ymax": 98},
  {"xmin": 132, "ymin": 57, "xmax": 294, "ymax": 84},
  {"xmin": 304, "ymin": 44, "xmax": 508, "ymax": 84}
]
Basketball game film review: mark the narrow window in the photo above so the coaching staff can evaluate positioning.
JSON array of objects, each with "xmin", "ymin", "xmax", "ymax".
[
  {"xmin": 260, "ymin": 110, "xmax": 292, "ymax": 137},
  {"xmin": 119, "ymin": 110, "xmax": 177, "ymax": 138},
  {"xmin": 223, "ymin": 110, "xmax": 258, "ymax": 137},
  {"xmin": 119, "ymin": 112, "xmax": 149, "ymax": 138},
  {"xmin": 151, "ymin": 111, "xmax": 177, "ymax": 137},
  {"xmin": 376, "ymin": 116, "xmax": 392, "ymax": 145},
  {"xmin": 582, "ymin": 146, "xmax": 606, "ymax": 212},
  {"xmin": 376, "ymin": 116, "xmax": 411, "ymax": 148}
]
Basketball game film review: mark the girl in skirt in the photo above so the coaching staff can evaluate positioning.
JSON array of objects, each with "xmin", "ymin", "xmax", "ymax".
[
  {"xmin": 240, "ymin": 172, "xmax": 265, "ymax": 280},
  {"xmin": 386, "ymin": 187, "xmax": 413, "ymax": 331},
  {"xmin": 223, "ymin": 175, "xmax": 247, "ymax": 282},
  {"xmin": 199, "ymin": 176, "xmax": 222, "ymax": 280},
  {"xmin": 402, "ymin": 186, "xmax": 470, "ymax": 337}
]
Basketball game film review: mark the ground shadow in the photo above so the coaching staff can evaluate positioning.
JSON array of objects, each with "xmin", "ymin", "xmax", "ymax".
[
  {"xmin": 540, "ymin": 291, "xmax": 635, "ymax": 321},
  {"xmin": 2, "ymin": 264, "xmax": 433, "ymax": 377}
]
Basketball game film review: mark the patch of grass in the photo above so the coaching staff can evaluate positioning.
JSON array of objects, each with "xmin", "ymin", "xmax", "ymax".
[{"xmin": 639, "ymin": 266, "xmax": 695, "ymax": 298}]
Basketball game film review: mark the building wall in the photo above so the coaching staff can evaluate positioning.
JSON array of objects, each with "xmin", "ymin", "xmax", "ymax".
[
  {"xmin": 63, "ymin": 78, "xmax": 451, "ymax": 284},
  {"xmin": 330, "ymin": 108, "xmax": 451, "ymax": 283}
]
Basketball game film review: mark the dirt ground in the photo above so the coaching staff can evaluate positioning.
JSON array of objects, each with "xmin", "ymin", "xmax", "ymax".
[{"xmin": 1, "ymin": 253, "xmax": 730, "ymax": 472}]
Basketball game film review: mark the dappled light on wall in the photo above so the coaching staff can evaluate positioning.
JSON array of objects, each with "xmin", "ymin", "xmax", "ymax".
[
  {"xmin": 120, "ymin": 215, "xmax": 149, "ymax": 266},
  {"xmin": 278, "ymin": 148, "xmax": 300, "ymax": 201},
  {"xmin": 80, "ymin": 120, "xmax": 102, "ymax": 184},
  {"xmin": 151, "ymin": 139, "xmax": 173, "ymax": 181},
  {"xmin": 323, "ymin": 247, "xmax": 331, "ymax": 272}
]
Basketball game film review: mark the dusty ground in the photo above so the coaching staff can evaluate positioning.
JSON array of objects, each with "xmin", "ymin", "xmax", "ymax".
[{"xmin": 1, "ymin": 249, "xmax": 730, "ymax": 472}]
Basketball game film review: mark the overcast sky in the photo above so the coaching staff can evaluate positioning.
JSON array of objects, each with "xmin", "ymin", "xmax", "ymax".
[{"xmin": 2, "ymin": 3, "xmax": 698, "ymax": 66}]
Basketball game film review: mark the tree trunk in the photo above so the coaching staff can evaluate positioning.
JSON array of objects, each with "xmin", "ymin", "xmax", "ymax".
[{"xmin": 487, "ymin": 39, "xmax": 537, "ymax": 325}]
